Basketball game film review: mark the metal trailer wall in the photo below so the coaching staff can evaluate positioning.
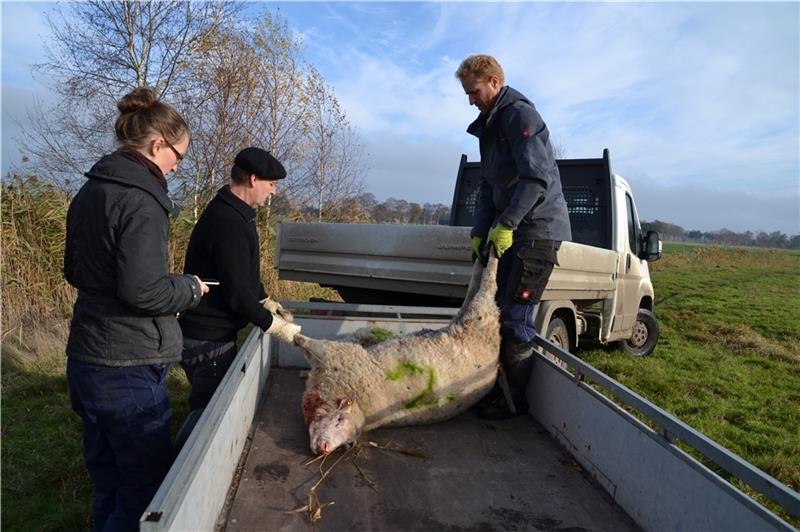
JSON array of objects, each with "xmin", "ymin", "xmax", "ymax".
[
  {"xmin": 528, "ymin": 338, "xmax": 799, "ymax": 531},
  {"xmin": 140, "ymin": 329, "xmax": 272, "ymax": 532},
  {"xmin": 140, "ymin": 306, "xmax": 453, "ymax": 532}
]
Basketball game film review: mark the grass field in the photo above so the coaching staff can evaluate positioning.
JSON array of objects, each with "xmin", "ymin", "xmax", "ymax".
[
  {"xmin": 580, "ymin": 243, "xmax": 799, "ymax": 523},
  {"xmin": 2, "ymin": 243, "xmax": 799, "ymax": 529}
]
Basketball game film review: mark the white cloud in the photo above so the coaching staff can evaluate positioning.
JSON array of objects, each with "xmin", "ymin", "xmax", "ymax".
[
  {"xmin": 289, "ymin": 2, "xmax": 798, "ymax": 233},
  {"xmin": 632, "ymin": 176, "xmax": 800, "ymax": 235},
  {"xmin": 1, "ymin": 2, "xmax": 53, "ymax": 83},
  {"xmin": 360, "ymin": 133, "xmax": 467, "ymax": 206}
]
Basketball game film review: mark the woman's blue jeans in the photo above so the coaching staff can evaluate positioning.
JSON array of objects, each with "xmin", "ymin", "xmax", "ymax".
[{"xmin": 67, "ymin": 359, "xmax": 174, "ymax": 532}]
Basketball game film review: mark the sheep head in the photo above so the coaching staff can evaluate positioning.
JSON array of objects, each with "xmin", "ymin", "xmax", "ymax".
[{"xmin": 303, "ymin": 390, "xmax": 365, "ymax": 455}]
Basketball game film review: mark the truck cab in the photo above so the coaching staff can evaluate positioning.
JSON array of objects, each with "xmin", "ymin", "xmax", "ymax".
[
  {"xmin": 516, "ymin": 150, "xmax": 662, "ymax": 356},
  {"xmin": 609, "ymin": 174, "xmax": 661, "ymax": 351}
]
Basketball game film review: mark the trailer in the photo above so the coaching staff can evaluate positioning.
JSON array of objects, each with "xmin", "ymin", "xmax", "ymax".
[{"xmin": 141, "ymin": 302, "xmax": 800, "ymax": 531}]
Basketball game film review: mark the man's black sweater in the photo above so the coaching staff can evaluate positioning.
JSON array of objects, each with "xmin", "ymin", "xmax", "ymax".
[{"xmin": 179, "ymin": 185, "xmax": 273, "ymax": 342}]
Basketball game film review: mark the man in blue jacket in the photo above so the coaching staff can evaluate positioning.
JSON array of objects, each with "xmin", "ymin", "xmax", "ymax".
[{"xmin": 456, "ymin": 54, "xmax": 572, "ymax": 419}]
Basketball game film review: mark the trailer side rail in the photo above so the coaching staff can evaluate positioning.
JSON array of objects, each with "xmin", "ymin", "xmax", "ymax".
[
  {"xmin": 140, "ymin": 329, "xmax": 271, "ymax": 532},
  {"xmin": 530, "ymin": 335, "xmax": 800, "ymax": 529}
]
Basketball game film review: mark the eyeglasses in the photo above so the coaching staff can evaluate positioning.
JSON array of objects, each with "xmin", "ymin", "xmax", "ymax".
[{"xmin": 159, "ymin": 133, "xmax": 185, "ymax": 162}]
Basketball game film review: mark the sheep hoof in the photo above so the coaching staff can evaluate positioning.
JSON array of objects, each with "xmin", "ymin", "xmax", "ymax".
[{"xmin": 295, "ymin": 334, "xmax": 327, "ymax": 365}]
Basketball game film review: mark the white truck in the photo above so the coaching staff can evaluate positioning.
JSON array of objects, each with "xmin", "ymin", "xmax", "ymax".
[
  {"xmin": 276, "ymin": 149, "xmax": 663, "ymax": 356},
  {"xmin": 140, "ymin": 150, "xmax": 799, "ymax": 530}
]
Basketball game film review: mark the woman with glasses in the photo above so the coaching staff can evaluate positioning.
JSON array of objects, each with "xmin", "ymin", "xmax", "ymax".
[{"xmin": 63, "ymin": 86, "xmax": 209, "ymax": 532}]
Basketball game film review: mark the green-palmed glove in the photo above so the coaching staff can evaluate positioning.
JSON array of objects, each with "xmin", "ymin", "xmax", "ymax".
[
  {"xmin": 487, "ymin": 223, "xmax": 513, "ymax": 258},
  {"xmin": 471, "ymin": 236, "xmax": 484, "ymax": 258}
]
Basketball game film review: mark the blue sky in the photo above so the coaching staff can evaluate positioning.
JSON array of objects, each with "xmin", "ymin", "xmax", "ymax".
[{"xmin": 2, "ymin": 1, "xmax": 799, "ymax": 234}]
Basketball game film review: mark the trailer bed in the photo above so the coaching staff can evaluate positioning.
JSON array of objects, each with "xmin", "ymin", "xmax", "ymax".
[
  {"xmin": 143, "ymin": 309, "xmax": 798, "ymax": 531},
  {"xmin": 225, "ymin": 368, "xmax": 638, "ymax": 531}
]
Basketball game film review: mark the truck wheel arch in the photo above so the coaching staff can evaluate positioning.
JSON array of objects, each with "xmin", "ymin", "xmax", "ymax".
[{"xmin": 535, "ymin": 300, "xmax": 577, "ymax": 352}]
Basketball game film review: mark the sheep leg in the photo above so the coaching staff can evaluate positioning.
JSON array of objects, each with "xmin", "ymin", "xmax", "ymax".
[
  {"xmin": 461, "ymin": 259, "xmax": 485, "ymax": 310},
  {"xmin": 294, "ymin": 334, "xmax": 327, "ymax": 366},
  {"xmin": 496, "ymin": 365, "xmax": 517, "ymax": 415}
]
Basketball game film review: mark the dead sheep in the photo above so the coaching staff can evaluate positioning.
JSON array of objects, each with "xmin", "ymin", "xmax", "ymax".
[{"xmin": 294, "ymin": 253, "xmax": 500, "ymax": 455}]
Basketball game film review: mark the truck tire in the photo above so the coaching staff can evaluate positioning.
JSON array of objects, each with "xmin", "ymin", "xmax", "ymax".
[
  {"xmin": 543, "ymin": 317, "xmax": 570, "ymax": 369},
  {"xmin": 618, "ymin": 309, "xmax": 659, "ymax": 357},
  {"xmin": 546, "ymin": 317, "xmax": 570, "ymax": 351}
]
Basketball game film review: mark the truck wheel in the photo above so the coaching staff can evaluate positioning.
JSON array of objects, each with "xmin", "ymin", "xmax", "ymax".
[
  {"xmin": 543, "ymin": 318, "xmax": 570, "ymax": 369},
  {"xmin": 546, "ymin": 318, "xmax": 570, "ymax": 351},
  {"xmin": 618, "ymin": 309, "xmax": 659, "ymax": 357}
]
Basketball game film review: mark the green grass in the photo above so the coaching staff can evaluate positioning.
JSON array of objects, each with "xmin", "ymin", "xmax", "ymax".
[
  {"xmin": 1, "ymin": 321, "xmax": 261, "ymax": 531},
  {"xmin": 1, "ymin": 354, "xmax": 193, "ymax": 531},
  {"xmin": 2, "ymin": 355, "xmax": 91, "ymax": 531},
  {"xmin": 579, "ymin": 243, "xmax": 800, "ymax": 523}
]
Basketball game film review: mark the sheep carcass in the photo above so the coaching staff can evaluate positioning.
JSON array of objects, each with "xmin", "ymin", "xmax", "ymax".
[{"xmin": 295, "ymin": 253, "xmax": 500, "ymax": 455}]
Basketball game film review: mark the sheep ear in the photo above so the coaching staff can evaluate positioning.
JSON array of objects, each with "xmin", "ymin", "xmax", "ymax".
[
  {"xmin": 294, "ymin": 334, "xmax": 327, "ymax": 367},
  {"xmin": 337, "ymin": 396, "xmax": 354, "ymax": 411}
]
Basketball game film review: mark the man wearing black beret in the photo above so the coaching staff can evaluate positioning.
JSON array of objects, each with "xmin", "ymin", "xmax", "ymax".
[{"xmin": 177, "ymin": 147, "xmax": 298, "ymax": 428}]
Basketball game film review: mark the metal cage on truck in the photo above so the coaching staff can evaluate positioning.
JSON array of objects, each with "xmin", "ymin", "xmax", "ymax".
[{"xmin": 450, "ymin": 149, "xmax": 615, "ymax": 252}]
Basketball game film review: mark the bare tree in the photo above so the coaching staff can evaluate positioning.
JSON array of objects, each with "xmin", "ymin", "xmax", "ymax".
[
  {"xmin": 20, "ymin": 1, "xmax": 238, "ymax": 186},
  {"xmin": 176, "ymin": 12, "xmax": 365, "ymax": 221},
  {"xmin": 19, "ymin": 3, "xmax": 366, "ymax": 224},
  {"xmin": 551, "ymin": 138, "xmax": 566, "ymax": 160},
  {"xmin": 291, "ymin": 69, "xmax": 347, "ymax": 221},
  {"xmin": 175, "ymin": 22, "xmax": 264, "ymax": 217}
]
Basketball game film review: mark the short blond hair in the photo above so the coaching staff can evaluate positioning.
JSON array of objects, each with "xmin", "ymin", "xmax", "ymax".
[{"xmin": 455, "ymin": 54, "xmax": 505, "ymax": 85}]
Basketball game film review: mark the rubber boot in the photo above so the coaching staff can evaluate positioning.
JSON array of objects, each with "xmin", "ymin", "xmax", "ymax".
[
  {"xmin": 502, "ymin": 341, "xmax": 535, "ymax": 391},
  {"xmin": 478, "ymin": 342, "xmax": 534, "ymax": 420},
  {"xmin": 473, "ymin": 381, "xmax": 503, "ymax": 409}
]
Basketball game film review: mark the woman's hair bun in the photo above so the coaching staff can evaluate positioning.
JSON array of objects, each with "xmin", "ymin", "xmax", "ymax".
[
  {"xmin": 117, "ymin": 87, "xmax": 158, "ymax": 114},
  {"xmin": 114, "ymin": 86, "xmax": 188, "ymax": 149}
]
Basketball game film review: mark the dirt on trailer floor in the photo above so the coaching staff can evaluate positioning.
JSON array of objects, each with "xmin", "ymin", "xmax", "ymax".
[{"xmin": 223, "ymin": 368, "xmax": 639, "ymax": 532}]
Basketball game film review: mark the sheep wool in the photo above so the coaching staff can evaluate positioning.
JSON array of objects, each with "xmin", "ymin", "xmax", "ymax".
[{"xmin": 295, "ymin": 253, "xmax": 501, "ymax": 455}]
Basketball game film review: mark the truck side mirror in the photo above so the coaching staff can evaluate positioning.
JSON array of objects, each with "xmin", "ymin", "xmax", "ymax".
[{"xmin": 640, "ymin": 230, "xmax": 662, "ymax": 262}]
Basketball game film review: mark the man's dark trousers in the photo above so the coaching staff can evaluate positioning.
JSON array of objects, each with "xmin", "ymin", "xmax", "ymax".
[
  {"xmin": 67, "ymin": 359, "xmax": 174, "ymax": 532},
  {"xmin": 180, "ymin": 338, "xmax": 238, "ymax": 411}
]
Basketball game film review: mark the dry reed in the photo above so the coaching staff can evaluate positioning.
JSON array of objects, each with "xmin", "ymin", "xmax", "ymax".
[
  {"xmin": 2, "ymin": 176, "xmax": 75, "ymax": 363},
  {"xmin": 2, "ymin": 174, "xmax": 339, "ymax": 366}
]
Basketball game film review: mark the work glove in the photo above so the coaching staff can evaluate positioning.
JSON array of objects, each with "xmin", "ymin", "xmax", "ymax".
[
  {"xmin": 260, "ymin": 297, "xmax": 294, "ymax": 322},
  {"xmin": 471, "ymin": 236, "xmax": 484, "ymax": 259},
  {"xmin": 487, "ymin": 223, "xmax": 513, "ymax": 258},
  {"xmin": 265, "ymin": 313, "xmax": 302, "ymax": 344}
]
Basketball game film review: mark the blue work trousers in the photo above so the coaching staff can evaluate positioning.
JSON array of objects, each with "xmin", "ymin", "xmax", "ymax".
[
  {"xmin": 495, "ymin": 240, "xmax": 539, "ymax": 344},
  {"xmin": 67, "ymin": 359, "xmax": 174, "ymax": 532}
]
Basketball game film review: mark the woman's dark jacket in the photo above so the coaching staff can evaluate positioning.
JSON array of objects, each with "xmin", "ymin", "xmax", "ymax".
[
  {"xmin": 467, "ymin": 86, "xmax": 572, "ymax": 244},
  {"xmin": 64, "ymin": 152, "xmax": 202, "ymax": 366},
  {"xmin": 178, "ymin": 185, "xmax": 273, "ymax": 343}
]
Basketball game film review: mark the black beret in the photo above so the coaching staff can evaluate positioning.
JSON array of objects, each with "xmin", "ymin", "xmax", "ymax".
[{"xmin": 233, "ymin": 147, "xmax": 286, "ymax": 180}]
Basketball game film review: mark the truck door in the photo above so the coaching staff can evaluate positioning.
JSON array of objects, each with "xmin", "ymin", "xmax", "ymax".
[{"xmin": 613, "ymin": 191, "xmax": 648, "ymax": 334}]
